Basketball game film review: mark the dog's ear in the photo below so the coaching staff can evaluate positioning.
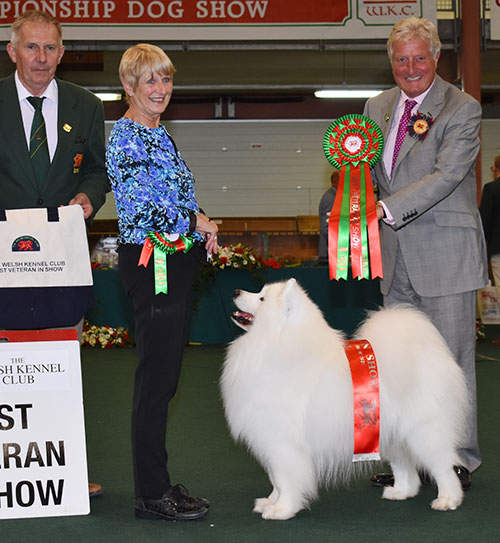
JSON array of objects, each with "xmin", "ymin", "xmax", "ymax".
[
  {"xmin": 282, "ymin": 278, "xmax": 298, "ymax": 319},
  {"xmin": 283, "ymin": 278, "xmax": 297, "ymax": 294}
]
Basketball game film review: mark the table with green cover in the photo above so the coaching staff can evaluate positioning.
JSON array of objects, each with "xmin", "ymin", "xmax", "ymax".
[{"xmin": 87, "ymin": 267, "xmax": 382, "ymax": 344}]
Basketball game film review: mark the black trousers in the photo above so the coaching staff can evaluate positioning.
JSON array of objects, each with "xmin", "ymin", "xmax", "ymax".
[{"xmin": 118, "ymin": 243, "xmax": 202, "ymax": 499}]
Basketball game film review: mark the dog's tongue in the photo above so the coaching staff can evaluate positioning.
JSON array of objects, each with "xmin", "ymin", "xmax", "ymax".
[{"xmin": 232, "ymin": 311, "xmax": 254, "ymax": 324}]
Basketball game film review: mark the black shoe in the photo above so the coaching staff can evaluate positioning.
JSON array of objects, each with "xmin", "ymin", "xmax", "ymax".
[
  {"xmin": 454, "ymin": 465, "xmax": 472, "ymax": 491},
  {"xmin": 370, "ymin": 466, "xmax": 472, "ymax": 491},
  {"xmin": 170, "ymin": 484, "xmax": 210, "ymax": 509},
  {"xmin": 135, "ymin": 487, "xmax": 208, "ymax": 521}
]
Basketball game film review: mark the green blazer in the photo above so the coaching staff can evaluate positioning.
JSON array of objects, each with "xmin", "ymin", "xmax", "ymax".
[{"xmin": 0, "ymin": 74, "xmax": 109, "ymax": 217}]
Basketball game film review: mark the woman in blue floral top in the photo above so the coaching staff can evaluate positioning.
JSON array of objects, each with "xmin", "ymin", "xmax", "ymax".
[{"xmin": 106, "ymin": 44, "xmax": 217, "ymax": 522}]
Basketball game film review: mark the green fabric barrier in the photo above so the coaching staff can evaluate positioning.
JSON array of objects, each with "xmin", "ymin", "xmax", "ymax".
[{"xmin": 86, "ymin": 267, "xmax": 382, "ymax": 344}]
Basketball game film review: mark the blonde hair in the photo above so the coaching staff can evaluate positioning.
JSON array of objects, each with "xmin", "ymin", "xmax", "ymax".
[
  {"xmin": 387, "ymin": 17, "xmax": 441, "ymax": 60},
  {"xmin": 11, "ymin": 9, "xmax": 62, "ymax": 46},
  {"xmin": 119, "ymin": 44, "xmax": 176, "ymax": 91}
]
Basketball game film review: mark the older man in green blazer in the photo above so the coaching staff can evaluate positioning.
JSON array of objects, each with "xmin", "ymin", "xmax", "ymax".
[
  {"xmin": 0, "ymin": 9, "xmax": 109, "ymax": 498},
  {"xmin": 364, "ymin": 17, "xmax": 487, "ymax": 490},
  {"xmin": 0, "ymin": 9, "xmax": 109, "ymax": 219}
]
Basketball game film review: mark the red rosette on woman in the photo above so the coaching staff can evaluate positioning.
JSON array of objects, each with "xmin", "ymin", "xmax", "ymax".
[{"xmin": 323, "ymin": 114, "xmax": 384, "ymax": 281}]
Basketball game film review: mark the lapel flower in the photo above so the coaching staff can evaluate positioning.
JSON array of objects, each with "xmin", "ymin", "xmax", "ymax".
[
  {"xmin": 73, "ymin": 153, "xmax": 83, "ymax": 168},
  {"xmin": 73, "ymin": 152, "xmax": 83, "ymax": 173},
  {"xmin": 408, "ymin": 112, "xmax": 433, "ymax": 140}
]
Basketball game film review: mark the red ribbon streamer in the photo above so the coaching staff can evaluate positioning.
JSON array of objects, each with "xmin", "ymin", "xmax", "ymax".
[
  {"xmin": 344, "ymin": 339, "xmax": 380, "ymax": 461},
  {"xmin": 327, "ymin": 163, "xmax": 383, "ymax": 280},
  {"xmin": 138, "ymin": 237, "xmax": 154, "ymax": 267},
  {"xmin": 327, "ymin": 168, "xmax": 346, "ymax": 280}
]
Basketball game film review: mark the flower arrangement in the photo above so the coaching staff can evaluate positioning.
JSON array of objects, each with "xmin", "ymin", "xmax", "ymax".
[
  {"xmin": 82, "ymin": 321, "xmax": 133, "ymax": 348},
  {"xmin": 210, "ymin": 243, "xmax": 284, "ymax": 271},
  {"xmin": 192, "ymin": 243, "xmax": 285, "ymax": 308}
]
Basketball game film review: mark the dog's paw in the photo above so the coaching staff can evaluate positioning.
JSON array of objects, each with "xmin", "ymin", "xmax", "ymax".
[
  {"xmin": 253, "ymin": 498, "xmax": 271, "ymax": 513},
  {"xmin": 260, "ymin": 502, "xmax": 298, "ymax": 520},
  {"xmin": 382, "ymin": 486, "xmax": 417, "ymax": 501},
  {"xmin": 430, "ymin": 495, "xmax": 463, "ymax": 511}
]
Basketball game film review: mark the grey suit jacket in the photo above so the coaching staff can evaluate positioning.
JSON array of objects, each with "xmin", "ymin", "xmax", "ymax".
[
  {"xmin": 0, "ymin": 74, "xmax": 109, "ymax": 218},
  {"xmin": 363, "ymin": 75, "xmax": 487, "ymax": 297}
]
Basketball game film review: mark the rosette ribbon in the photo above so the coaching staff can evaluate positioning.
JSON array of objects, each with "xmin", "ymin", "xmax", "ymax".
[
  {"xmin": 344, "ymin": 339, "xmax": 380, "ymax": 462},
  {"xmin": 323, "ymin": 114, "xmax": 384, "ymax": 280},
  {"xmin": 138, "ymin": 232, "xmax": 194, "ymax": 295}
]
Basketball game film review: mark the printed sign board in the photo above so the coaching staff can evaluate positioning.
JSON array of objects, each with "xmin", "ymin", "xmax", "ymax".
[
  {"xmin": 491, "ymin": 0, "xmax": 500, "ymax": 40},
  {"xmin": 0, "ymin": 332, "xmax": 89, "ymax": 519}
]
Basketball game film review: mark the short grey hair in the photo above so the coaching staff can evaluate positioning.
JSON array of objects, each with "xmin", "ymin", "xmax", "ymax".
[
  {"xmin": 11, "ymin": 9, "xmax": 63, "ymax": 47},
  {"xmin": 387, "ymin": 17, "xmax": 441, "ymax": 60}
]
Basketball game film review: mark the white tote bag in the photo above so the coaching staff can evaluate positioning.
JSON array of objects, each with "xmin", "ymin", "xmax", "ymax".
[
  {"xmin": 0, "ymin": 206, "xmax": 92, "ymax": 287},
  {"xmin": 0, "ymin": 206, "xmax": 94, "ymax": 329}
]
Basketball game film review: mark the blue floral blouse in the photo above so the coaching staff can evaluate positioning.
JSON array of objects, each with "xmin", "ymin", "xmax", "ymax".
[{"xmin": 106, "ymin": 117, "xmax": 203, "ymax": 245}]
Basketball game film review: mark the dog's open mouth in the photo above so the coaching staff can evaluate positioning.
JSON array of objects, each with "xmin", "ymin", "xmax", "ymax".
[{"xmin": 231, "ymin": 310, "xmax": 254, "ymax": 329}]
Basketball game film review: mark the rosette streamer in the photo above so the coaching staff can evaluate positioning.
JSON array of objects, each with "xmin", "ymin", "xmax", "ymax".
[
  {"xmin": 344, "ymin": 339, "xmax": 381, "ymax": 461},
  {"xmin": 138, "ymin": 232, "xmax": 194, "ymax": 294},
  {"xmin": 323, "ymin": 114, "xmax": 384, "ymax": 280}
]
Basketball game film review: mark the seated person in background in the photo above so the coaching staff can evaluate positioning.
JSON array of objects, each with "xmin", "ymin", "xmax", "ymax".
[{"xmin": 318, "ymin": 169, "xmax": 340, "ymax": 263}]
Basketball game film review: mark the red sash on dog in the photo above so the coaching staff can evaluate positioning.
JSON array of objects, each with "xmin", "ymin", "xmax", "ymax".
[{"xmin": 344, "ymin": 339, "xmax": 381, "ymax": 462}]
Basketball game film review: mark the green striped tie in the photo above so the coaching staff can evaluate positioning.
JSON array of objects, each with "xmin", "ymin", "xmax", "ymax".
[{"xmin": 27, "ymin": 96, "xmax": 50, "ymax": 185}]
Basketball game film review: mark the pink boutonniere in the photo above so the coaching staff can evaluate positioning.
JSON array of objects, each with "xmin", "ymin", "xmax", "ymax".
[{"xmin": 408, "ymin": 112, "xmax": 434, "ymax": 141}]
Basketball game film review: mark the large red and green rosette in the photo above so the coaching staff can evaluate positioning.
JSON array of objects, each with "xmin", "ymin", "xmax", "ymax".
[{"xmin": 323, "ymin": 114, "xmax": 384, "ymax": 281}]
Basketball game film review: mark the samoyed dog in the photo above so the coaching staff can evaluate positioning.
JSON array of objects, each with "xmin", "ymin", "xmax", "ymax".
[{"xmin": 220, "ymin": 279, "xmax": 468, "ymax": 520}]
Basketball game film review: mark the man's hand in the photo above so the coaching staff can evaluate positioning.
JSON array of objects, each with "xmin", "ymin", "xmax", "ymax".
[{"xmin": 68, "ymin": 193, "xmax": 93, "ymax": 220}]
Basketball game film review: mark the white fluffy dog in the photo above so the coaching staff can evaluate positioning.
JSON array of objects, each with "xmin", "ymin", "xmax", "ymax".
[{"xmin": 220, "ymin": 278, "xmax": 469, "ymax": 520}]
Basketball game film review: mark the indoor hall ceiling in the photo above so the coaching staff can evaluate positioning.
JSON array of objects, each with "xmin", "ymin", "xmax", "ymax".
[{"xmin": 1, "ymin": 19, "xmax": 500, "ymax": 118}]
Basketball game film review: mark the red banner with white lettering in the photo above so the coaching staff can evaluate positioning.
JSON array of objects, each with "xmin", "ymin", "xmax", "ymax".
[{"xmin": 0, "ymin": 1, "xmax": 435, "ymax": 41}]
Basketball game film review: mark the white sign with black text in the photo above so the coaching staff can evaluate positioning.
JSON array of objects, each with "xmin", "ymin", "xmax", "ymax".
[
  {"xmin": 492, "ymin": 0, "xmax": 500, "ymax": 40},
  {"xmin": 0, "ymin": 340, "xmax": 89, "ymax": 519}
]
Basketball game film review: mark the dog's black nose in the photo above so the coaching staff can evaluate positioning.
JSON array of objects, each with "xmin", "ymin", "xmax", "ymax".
[{"xmin": 233, "ymin": 289, "xmax": 241, "ymax": 299}]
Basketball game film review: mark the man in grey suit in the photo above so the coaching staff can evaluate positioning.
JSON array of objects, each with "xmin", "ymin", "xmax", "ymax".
[
  {"xmin": 363, "ymin": 17, "xmax": 487, "ymax": 489},
  {"xmin": 0, "ymin": 9, "xmax": 109, "ymax": 497}
]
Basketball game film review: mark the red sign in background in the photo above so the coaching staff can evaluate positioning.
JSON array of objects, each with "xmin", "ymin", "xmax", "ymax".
[{"xmin": 0, "ymin": 0, "xmax": 350, "ymax": 24}]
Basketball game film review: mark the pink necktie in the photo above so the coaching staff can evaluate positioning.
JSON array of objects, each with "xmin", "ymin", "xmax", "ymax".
[{"xmin": 391, "ymin": 99, "xmax": 417, "ymax": 174}]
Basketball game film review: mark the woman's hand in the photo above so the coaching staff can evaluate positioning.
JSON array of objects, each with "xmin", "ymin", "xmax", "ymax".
[{"xmin": 195, "ymin": 213, "xmax": 219, "ymax": 254}]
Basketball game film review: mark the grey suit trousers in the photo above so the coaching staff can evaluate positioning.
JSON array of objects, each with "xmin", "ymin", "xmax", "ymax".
[{"xmin": 384, "ymin": 248, "xmax": 480, "ymax": 472}]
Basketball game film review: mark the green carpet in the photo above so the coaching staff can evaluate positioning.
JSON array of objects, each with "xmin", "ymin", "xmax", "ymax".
[{"xmin": 2, "ymin": 335, "xmax": 500, "ymax": 542}]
